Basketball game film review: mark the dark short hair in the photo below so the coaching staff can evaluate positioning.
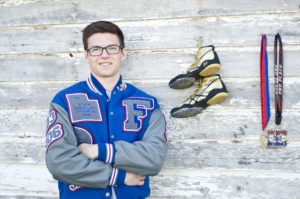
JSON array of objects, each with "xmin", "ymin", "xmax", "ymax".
[{"xmin": 82, "ymin": 21, "xmax": 125, "ymax": 50}]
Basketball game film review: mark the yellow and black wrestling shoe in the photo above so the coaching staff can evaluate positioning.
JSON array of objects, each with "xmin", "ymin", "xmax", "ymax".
[
  {"xmin": 169, "ymin": 45, "xmax": 221, "ymax": 89},
  {"xmin": 170, "ymin": 74, "xmax": 228, "ymax": 118}
]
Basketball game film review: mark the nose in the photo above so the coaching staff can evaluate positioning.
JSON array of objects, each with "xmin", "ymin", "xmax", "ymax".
[{"xmin": 100, "ymin": 49, "xmax": 110, "ymax": 57}]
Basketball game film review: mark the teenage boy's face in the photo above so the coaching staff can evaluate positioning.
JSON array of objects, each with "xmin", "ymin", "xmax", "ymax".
[{"xmin": 85, "ymin": 32, "xmax": 126, "ymax": 80}]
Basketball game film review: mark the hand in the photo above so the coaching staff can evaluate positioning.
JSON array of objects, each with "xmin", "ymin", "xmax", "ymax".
[
  {"xmin": 125, "ymin": 172, "xmax": 145, "ymax": 186},
  {"xmin": 78, "ymin": 143, "xmax": 98, "ymax": 160}
]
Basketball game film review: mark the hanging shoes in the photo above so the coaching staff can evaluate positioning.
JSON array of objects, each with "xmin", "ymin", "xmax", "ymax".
[
  {"xmin": 170, "ymin": 74, "xmax": 228, "ymax": 118},
  {"xmin": 169, "ymin": 45, "xmax": 221, "ymax": 89}
]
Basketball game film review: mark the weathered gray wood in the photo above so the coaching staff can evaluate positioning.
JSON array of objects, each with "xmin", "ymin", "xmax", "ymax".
[
  {"xmin": 0, "ymin": 137, "xmax": 43, "ymax": 164},
  {"xmin": 166, "ymin": 140, "xmax": 300, "ymax": 170},
  {"xmin": 1, "ymin": 137, "xmax": 299, "ymax": 171},
  {"xmin": 1, "ymin": 15, "xmax": 300, "ymax": 54},
  {"xmin": 0, "ymin": 0, "xmax": 299, "ymax": 27},
  {"xmin": 0, "ymin": 79, "xmax": 299, "ymax": 109},
  {"xmin": 1, "ymin": 1, "xmax": 300, "ymax": 198},
  {"xmin": 199, "ymin": 13, "xmax": 300, "ymax": 47},
  {"xmin": 164, "ymin": 108, "xmax": 300, "ymax": 141},
  {"xmin": 0, "ymin": 19, "xmax": 199, "ymax": 54},
  {"xmin": 0, "ymin": 109, "xmax": 48, "ymax": 137},
  {"xmin": 0, "ymin": 54, "xmax": 89, "ymax": 81},
  {"xmin": 0, "ymin": 163, "xmax": 57, "ymax": 197},
  {"xmin": 1, "ymin": 47, "xmax": 300, "ymax": 81},
  {"xmin": 152, "ymin": 169, "xmax": 300, "ymax": 198},
  {"xmin": 1, "ymin": 109, "xmax": 300, "ymax": 141},
  {"xmin": 0, "ymin": 164, "xmax": 299, "ymax": 198}
]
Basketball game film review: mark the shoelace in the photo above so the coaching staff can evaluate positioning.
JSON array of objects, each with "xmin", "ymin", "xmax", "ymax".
[
  {"xmin": 185, "ymin": 38, "xmax": 215, "ymax": 72},
  {"xmin": 185, "ymin": 39, "xmax": 203, "ymax": 71},
  {"xmin": 181, "ymin": 76, "xmax": 218, "ymax": 105}
]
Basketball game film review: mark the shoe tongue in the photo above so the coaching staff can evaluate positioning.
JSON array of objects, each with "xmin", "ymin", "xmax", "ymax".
[{"xmin": 199, "ymin": 46, "xmax": 212, "ymax": 56}]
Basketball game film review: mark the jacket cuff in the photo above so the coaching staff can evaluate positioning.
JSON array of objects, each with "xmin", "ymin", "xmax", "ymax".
[
  {"xmin": 109, "ymin": 168, "xmax": 126, "ymax": 186},
  {"xmin": 97, "ymin": 143, "xmax": 115, "ymax": 164}
]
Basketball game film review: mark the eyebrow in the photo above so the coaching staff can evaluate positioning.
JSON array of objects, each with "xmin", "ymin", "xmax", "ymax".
[{"xmin": 89, "ymin": 44, "xmax": 120, "ymax": 48}]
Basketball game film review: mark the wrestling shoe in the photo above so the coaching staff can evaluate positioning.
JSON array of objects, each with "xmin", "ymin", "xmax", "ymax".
[
  {"xmin": 169, "ymin": 45, "xmax": 221, "ymax": 89},
  {"xmin": 170, "ymin": 74, "xmax": 228, "ymax": 118}
]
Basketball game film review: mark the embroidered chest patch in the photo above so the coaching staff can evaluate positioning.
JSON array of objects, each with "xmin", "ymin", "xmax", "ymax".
[
  {"xmin": 66, "ymin": 93, "xmax": 103, "ymax": 123},
  {"xmin": 122, "ymin": 97, "xmax": 154, "ymax": 132}
]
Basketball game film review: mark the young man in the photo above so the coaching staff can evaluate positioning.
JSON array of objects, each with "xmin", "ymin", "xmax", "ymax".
[{"xmin": 45, "ymin": 21, "xmax": 168, "ymax": 199}]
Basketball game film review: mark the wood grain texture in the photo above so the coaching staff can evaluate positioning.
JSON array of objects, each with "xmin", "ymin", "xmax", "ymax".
[
  {"xmin": 1, "ymin": 47, "xmax": 300, "ymax": 81},
  {"xmin": 1, "ymin": 14, "xmax": 300, "ymax": 54},
  {"xmin": 0, "ymin": 79, "xmax": 299, "ymax": 109},
  {"xmin": 0, "ymin": 163, "xmax": 299, "ymax": 199},
  {"xmin": 1, "ymin": 137, "xmax": 299, "ymax": 171},
  {"xmin": 1, "ymin": 0, "xmax": 300, "ymax": 198},
  {"xmin": 0, "ymin": 0, "xmax": 299, "ymax": 27},
  {"xmin": 1, "ymin": 108, "xmax": 300, "ymax": 141}
]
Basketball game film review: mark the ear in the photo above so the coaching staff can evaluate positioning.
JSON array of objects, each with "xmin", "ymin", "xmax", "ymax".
[{"xmin": 121, "ymin": 48, "xmax": 127, "ymax": 61}]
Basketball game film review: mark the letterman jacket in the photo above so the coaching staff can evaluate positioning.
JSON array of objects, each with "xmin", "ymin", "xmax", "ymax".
[{"xmin": 45, "ymin": 74, "xmax": 168, "ymax": 199}]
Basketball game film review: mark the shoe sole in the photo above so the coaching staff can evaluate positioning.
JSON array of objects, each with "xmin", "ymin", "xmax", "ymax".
[
  {"xmin": 169, "ymin": 64, "xmax": 221, "ymax": 89},
  {"xmin": 207, "ymin": 92, "xmax": 228, "ymax": 105},
  {"xmin": 172, "ymin": 92, "xmax": 228, "ymax": 118},
  {"xmin": 171, "ymin": 107, "xmax": 203, "ymax": 118},
  {"xmin": 199, "ymin": 63, "xmax": 221, "ymax": 77},
  {"xmin": 169, "ymin": 77, "xmax": 195, "ymax": 89}
]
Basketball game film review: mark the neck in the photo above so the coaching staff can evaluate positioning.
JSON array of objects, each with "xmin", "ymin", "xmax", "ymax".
[{"xmin": 92, "ymin": 73, "xmax": 120, "ymax": 90}]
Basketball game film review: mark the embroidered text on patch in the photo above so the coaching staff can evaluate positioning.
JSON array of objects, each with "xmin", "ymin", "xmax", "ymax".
[{"xmin": 66, "ymin": 93, "xmax": 103, "ymax": 123}]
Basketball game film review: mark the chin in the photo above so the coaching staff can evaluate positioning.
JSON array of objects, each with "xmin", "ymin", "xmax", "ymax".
[{"xmin": 98, "ymin": 72, "xmax": 118, "ymax": 78}]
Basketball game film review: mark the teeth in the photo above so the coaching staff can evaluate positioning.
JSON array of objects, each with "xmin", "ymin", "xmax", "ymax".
[{"xmin": 99, "ymin": 63, "xmax": 111, "ymax": 66}]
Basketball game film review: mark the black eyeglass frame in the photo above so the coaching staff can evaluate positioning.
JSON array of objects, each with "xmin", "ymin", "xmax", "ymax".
[{"xmin": 87, "ymin": 45, "xmax": 123, "ymax": 56}]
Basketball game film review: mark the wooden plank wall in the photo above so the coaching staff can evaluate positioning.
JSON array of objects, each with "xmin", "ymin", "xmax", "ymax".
[{"xmin": 0, "ymin": 0, "xmax": 300, "ymax": 198}]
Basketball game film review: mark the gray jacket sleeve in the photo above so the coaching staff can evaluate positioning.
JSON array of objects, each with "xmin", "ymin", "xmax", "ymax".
[
  {"xmin": 113, "ymin": 108, "xmax": 168, "ymax": 176},
  {"xmin": 46, "ymin": 103, "xmax": 117, "ymax": 188}
]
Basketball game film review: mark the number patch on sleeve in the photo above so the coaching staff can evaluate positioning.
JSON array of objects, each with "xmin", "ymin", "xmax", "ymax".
[
  {"xmin": 46, "ymin": 124, "xmax": 64, "ymax": 149},
  {"xmin": 46, "ymin": 109, "xmax": 57, "ymax": 130}
]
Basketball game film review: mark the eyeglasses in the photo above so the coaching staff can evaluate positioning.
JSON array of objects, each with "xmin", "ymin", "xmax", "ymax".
[{"xmin": 87, "ymin": 45, "xmax": 123, "ymax": 56}]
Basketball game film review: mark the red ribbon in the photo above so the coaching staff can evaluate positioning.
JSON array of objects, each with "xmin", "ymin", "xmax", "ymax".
[{"xmin": 260, "ymin": 34, "xmax": 270, "ymax": 130}]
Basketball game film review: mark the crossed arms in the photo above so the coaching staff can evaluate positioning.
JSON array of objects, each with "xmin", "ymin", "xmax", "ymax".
[{"xmin": 45, "ymin": 102, "xmax": 168, "ymax": 188}]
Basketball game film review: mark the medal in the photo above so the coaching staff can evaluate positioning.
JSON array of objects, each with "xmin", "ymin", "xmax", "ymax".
[{"xmin": 260, "ymin": 33, "xmax": 287, "ymax": 148}]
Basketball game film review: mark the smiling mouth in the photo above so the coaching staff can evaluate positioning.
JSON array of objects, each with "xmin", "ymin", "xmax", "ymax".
[{"xmin": 99, "ymin": 62, "xmax": 112, "ymax": 66}]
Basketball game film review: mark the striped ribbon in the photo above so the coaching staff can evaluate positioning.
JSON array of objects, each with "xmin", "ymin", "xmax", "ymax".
[
  {"xmin": 260, "ymin": 34, "xmax": 271, "ymax": 130},
  {"xmin": 274, "ymin": 33, "xmax": 283, "ymax": 125}
]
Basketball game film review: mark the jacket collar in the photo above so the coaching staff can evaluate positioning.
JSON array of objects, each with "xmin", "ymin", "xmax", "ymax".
[{"xmin": 86, "ymin": 74, "xmax": 125, "ymax": 96}]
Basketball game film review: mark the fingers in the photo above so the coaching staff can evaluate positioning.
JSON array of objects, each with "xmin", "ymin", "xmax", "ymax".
[
  {"xmin": 136, "ymin": 175, "xmax": 145, "ymax": 186},
  {"xmin": 125, "ymin": 172, "xmax": 146, "ymax": 186},
  {"xmin": 78, "ymin": 143, "xmax": 88, "ymax": 150},
  {"xmin": 136, "ymin": 175, "xmax": 145, "ymax": 180},
  {"xmin": 137, "ymin": 179, "xmax": 144, "ymax": 186}
]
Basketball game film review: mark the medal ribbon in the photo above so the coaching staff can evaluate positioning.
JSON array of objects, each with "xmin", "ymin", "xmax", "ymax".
[
  {"xmin": 260, "ymin": 34, "xmax": 271, "ymax": 130},
  {"xmin": 274, "ymin": 33, "xmax": 283, "ymax": 125}
]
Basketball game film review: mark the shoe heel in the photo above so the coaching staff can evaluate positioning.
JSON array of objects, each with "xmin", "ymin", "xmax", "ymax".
[
  {"xmin": 199, "ymin": 63, "xmax": 221, "ymax": 77},
  {"xmin": 207, "ymin": 92, "xmax": 228, "ymax": 105}
]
